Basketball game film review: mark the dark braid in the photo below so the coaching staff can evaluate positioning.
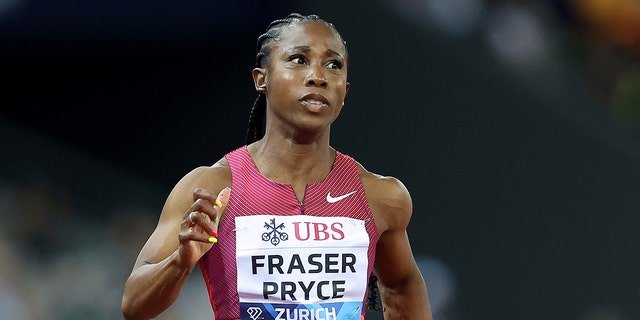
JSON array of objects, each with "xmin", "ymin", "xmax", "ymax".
[
  {"xmin": 246, "ymin": 93, "xmax": 266, "ymax": 145},
  {"xmin": 367, "ymin": 274, "xmax": 385, "ymax": 312},
  {"xmin": 245, "ymin": 13, "xmax": 348, "ymax": 144}
]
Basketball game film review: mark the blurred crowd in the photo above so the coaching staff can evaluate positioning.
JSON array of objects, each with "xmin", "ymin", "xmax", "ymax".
[
  {"xmin": 0, "ymin": 173, "xmax": 155, "ymax": 319},
  {"xmin": 388, "ymin": 0, "xmax": 640, "ymax": 125}
]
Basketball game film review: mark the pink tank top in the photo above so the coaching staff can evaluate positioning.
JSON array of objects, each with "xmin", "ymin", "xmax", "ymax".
[{"xmin": 199, "ymin": 146, "xmax": 379, "ymax": 320}]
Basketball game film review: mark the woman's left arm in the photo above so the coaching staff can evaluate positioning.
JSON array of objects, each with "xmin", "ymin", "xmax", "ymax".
[{"xmin": 363, "ymin": 170, "xmax": 432, "ymax": 319}]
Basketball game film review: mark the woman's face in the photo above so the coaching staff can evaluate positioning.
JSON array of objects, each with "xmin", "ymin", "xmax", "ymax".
[{"xmin": 256, "ymin": 21, "xmax": 350, "ymax": 136}]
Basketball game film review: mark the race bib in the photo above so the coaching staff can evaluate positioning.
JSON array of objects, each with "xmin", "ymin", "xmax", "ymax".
[{"xmin": 235, "ymin": 215, "xmax": 370, "ymax": 320}]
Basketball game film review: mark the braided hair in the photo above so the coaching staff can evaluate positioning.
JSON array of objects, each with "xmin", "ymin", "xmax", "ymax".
[
  {"xmin": 245, "ymin": 13, "xmax": 383, "ymax": 314},
  {"xmin": 245, "ymin": 13, "xmax": 347, "ymax": 144}
]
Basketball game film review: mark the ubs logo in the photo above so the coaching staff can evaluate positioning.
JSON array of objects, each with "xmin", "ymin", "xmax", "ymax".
[{"xmin": 261, "ymin": 218, "xmax": 289, "ymax": 246}]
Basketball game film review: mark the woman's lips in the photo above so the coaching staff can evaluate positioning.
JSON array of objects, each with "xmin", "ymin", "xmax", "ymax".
[{"xmin": 300, "ymin": 93, "xmax": 329, "ymax": 112}]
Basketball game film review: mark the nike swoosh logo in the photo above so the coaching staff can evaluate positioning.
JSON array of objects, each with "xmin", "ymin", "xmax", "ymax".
[{"xmin": 326, "ymin": 191, "xmax": 357, "ymax": 203}]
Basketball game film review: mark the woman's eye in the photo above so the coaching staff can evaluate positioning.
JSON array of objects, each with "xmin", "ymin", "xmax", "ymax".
[
  {"xmin": 289, "ymin": 55, "xmax": 306, "ymax": 64},
  {"xmin": 327, "ymin": 60, "xmax": 344, "ymax": 69}
]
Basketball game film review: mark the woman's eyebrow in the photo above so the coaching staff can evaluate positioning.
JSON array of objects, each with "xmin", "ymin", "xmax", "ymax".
[
  {"xmin": 287, "ymin": 45, "xmax": 310, "ymax": 53},
  {"xmin": 287, "ymin": 46, "xmax": 344, "ymax": 58},
  {"xmin": 327, "ymin": 49, "xmax": 344, "ymax": 59}
]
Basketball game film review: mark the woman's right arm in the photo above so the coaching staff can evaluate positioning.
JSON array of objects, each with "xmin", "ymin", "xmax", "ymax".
[{"xmin": 121, "ymin": 163, "xmax": 231, "ymax": 320}]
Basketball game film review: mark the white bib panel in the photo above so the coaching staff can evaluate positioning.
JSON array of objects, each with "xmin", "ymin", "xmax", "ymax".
[{"xmin": 235, "ymin": 215, "xmax": 370, "ymax": 320}]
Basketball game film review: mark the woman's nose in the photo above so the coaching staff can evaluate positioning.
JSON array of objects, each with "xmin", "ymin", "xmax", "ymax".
[{"xmin": 305, "ymin": 66, "xmax": 328, "ymax": 88}]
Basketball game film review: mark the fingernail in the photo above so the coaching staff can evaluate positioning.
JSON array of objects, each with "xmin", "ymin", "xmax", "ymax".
[
  {"xmin": 208, "ymin": 237, "xmax": 218, "ymax": 243},
  {"xmin": 214, "ymin": 216, "xmax": 220, "ymax": 223},
  {"xmin": 218, "ymin": 187, "xmax": 231, "ymax": 199},
  {"xmin": 211, "ymin": 230, "xmax": 218, "ymax": 238},
  {"xmin": 215, "ymin": 199, "xmax": 222, "ymax": 207}
]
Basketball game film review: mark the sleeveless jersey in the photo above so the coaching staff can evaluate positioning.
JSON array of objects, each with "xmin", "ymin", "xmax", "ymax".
[{"xmin": 199, "ymin": 146, "xmax": 380, "ymax": 320}]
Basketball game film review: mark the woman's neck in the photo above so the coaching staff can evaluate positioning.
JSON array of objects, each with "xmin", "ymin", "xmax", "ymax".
[{"xmin": 247, "ymin": 134, "xmax": 335, "ymax": 186}]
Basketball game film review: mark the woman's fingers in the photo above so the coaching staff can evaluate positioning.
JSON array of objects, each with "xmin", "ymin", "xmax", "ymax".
[{"xmin": 184, "ymin": 187, "xmax": 231, "ymax": 242}]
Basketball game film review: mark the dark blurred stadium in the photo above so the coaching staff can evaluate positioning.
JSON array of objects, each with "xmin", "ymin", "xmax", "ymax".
[{"xmin": 1, "ymin": 0, "xmax": 639, "ymax": 319}]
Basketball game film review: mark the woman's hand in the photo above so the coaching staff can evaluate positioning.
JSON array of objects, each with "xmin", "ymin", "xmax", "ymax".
[{"xmin": 178, "ymin": 187, "xmax": 231, "ymax": 267}]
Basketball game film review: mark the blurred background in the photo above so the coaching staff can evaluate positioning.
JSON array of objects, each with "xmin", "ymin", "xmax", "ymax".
[{"xmin": 1, "ymin": 0, "xmax": 640, "ymax": 319}]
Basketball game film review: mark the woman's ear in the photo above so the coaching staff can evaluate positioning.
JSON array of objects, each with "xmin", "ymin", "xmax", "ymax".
[{"xmin": 253, "ymin": 68, "xmax": 267, "ymax": 92}]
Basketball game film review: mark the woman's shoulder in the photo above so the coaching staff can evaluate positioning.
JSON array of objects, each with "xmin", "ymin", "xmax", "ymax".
[
  {"xmin": 173, "ymin": 157, "xmax": 232, "ymax": 194},
  {"xmin": 352, "ymin": 159, "xmax": 413, "ymax": 233},
  {"xmin": 354, "ymin": 161, "xmax": 410, "ymax": 204}
]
